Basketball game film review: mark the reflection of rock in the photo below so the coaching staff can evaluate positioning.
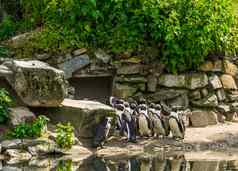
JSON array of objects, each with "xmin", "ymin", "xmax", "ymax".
[
  {"xmin": 4, "ymin": 149, "xmax": 32, "ymax": 164},
  {"xmin": 191, "ymin": 161, "xmax": 220, "ymax": 171}
]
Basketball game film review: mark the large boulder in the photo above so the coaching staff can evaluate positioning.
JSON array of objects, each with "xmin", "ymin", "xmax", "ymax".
[
  {"xmin": 186, "ymin": 73, "xmax": 208, "ymax": 90},
  {"xmin": 191, "ymin": 94, "xmax": 218, "ymax": 108},
  {"xmin": 199, "ymin": 60, "xmax": 223, "ymax": 72},
  {"xmin": 113, "ymin": 83, "xmax": 138, "ymax": 98},
  {"xmin": 189, "ymin": 111, "xmax": 209, "ymax": 127},
  {"xmin": 147, "ymin": 89, "xmax": 187, "ymax": 102},
  {"xmin": 209, "ymin": 75, "xmax": 222, "ymax": 89},
  {"xmin": 1, "ymin": 60, "xmax": 66, "ymax": 107},
  {"xmin": 224, "ymin": 60, "xmax": 238, "ymax": 76},
  {"xmin": 40, "ymin": 99, "xmax": 116, "ymax": 139}
]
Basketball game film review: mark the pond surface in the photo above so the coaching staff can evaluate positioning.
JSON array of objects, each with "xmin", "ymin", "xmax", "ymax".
[{"xmin": 2, "ymin": 154, "xmax": 238, "ymax": 171}]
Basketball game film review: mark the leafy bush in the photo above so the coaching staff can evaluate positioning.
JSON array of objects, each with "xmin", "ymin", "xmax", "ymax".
[
  {"xmin": 0, "ymin": 89, "xmax": 12, "ymax": 123},
  {"xmin": 0, "ymin": 16, "xmax": 16, "ymax": 41},
  {"xmin": 56, "ymin": 123, "xmax": 74, "ymax": 149},
  {"xmin": 56, "ymin": 160, "xmax": 73, "ymax": 171},
  {"xmin": 7, "ymin": 115, "xmax": 49, "ymax": 139},
  {"xmin": 0, "ymin": 46, "xmax": 10, "ymax": 57},
  {"xmin": 12, "ymin": 0, "xmax": 238, "ymax": 72}
]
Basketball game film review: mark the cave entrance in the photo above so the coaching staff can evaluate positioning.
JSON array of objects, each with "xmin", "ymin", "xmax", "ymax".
[{"xmin": 69, "ymin": 76, "xmax": 113, "ymax": 104}]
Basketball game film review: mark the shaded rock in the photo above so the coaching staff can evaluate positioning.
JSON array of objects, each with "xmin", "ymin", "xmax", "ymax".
[
  {"xmin": 1, "ymin": 139, "xmax": 22, "ymax": 151},
  {"xmin": 158, "ymin": 74, "xmax": 186, "ymax": 88},
  {"xmin": 186, "ymin": 73, "xmax": 208, "ymax": 90},
  {"xmin": 115, "ymin": 76, "xmax": 147, "ymax": 83},
  {"xmin": 73, "ymin": 48, "xmax": 87, "ymax": 56},
  {"xmin": 201, "ymin": 88, "xmax": 209, "ymax": 98},
  {"xmin": 58, "ymin": 54, "xmax": 90, "ymax": 79},
  {"xmin": 8, "ymin": 107, "xmax": 35, "ymax": 126},
  {"xmin": 113, "ymin": 83, "xmax": 137, "ymax": 98},
  {"xmin": 4, "ymin": 149, "xmax": 32, "ymax": 164},
  {"xmin": 28, "ymin": 142, "xmax": 61, "ymax": 155},
  {"xmin": 35, "ymin": 53, "xmax": 51, "ymax": 61},
  {"xmin": 147, "ymin": 75, "xmax": 157, "ymax": 92},
  {"xmin": 189, "ymin": 111, "xmax": 209, "ymax": 127},
  {"xmin": 224, "ymin": 60, "xmax": 238, "ymax": 76},
  {"xmin": 1, "ymin": 166, "xmax": 22, "ymax": 171},
  {"xmin": 216, "ymin": 89, "xmax": 226, "ymax": 102},
  {"xmin": 41, "ymin": 99, "xmax": 115, "ymax": 139},
  {"xmin": 167, "ymin": 94, "xmax": 189, "ymax": 109},
  {"xmin": 217, "ymin": 104, "xmax": 231, "ymax": 113},
  {"xmin": 209, "ymin": 75, "xmax": 222, "ymax": 89},
  {"xmin": 0, "ymin": 65, "xmax": 13, "ymax": 77},
  {"xmin": 199, "ymin": 60, "xmax": 223, "ymax": 72},
  {"xmin": 117, "ymin": 64, "xmax": 144, "ymax": 75},
  {"xmin": 94, "ymin": 49, "xmax": 111, "ymax": 64},
  {"xmin": 225, "ymin": 112, "xmax": 238, "ymax": 122},
  {"xmin": 189, "ymin": 90, "xmax": 201, "ymax": 100},
  {"xmin": 220, "ymin": 74, "xmax": 237, "ymax": 90},
  {"xmin": 207, "ymin": 111, "xmax": 219, "ymax": 125},
  {"xmin": 191, "ymin": 94, "xmax": 218, "ymax": 107},
  {"xmin": 2, "ymin": 60, "xmax": 66, "ymax": 107},
  {"xmin": 231, "ymin": 102, "xmax": 238, "ymax": 112},
  {"xmin": 227, "ymin": 91, "xmax": 238, "ymax": 102},
  {"xmin": 138, "ymin": 83, "xmax": 146, "ymax": 92},
  {"xmin": 147, "ymin": 89, "xmax": 187, "ymax": 102}
]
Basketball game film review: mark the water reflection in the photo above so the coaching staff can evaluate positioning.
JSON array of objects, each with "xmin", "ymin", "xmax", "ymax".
[{"xmin": 1, "ymin": 156, "xmax": 238, "ymax": 171}]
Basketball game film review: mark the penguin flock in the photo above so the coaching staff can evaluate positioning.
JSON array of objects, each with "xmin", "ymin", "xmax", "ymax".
[{"xmin": 93, "ymin": 96, "xmax": 188, "ymax": 148}]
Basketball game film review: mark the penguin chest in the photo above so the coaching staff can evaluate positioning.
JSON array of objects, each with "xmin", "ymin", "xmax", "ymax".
[
  {"xmin": 169, "ymin": 117, "xmax": 184, "ymax": 139},
  {"xmin": 153, "ymin": 117, "xmax": 166, "ymax": 136},
  {"xmin": 138, "ymin": 114, "xmax": 150, "ymax": 136}
]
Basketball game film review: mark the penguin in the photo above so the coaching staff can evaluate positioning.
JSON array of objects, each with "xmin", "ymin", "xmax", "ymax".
[
  {"xmin": 151, "ymin": 104, "xmax": 170, "ymax": 138},
  {"xmin": 137, "ymin": 104, "xmax": 151, "ymax": 137},
  {"xmin": 109, "ymin": 96, "xmax": 124, "ymax": 107},
  {"xmin": 93, "ymin": 117, "xmax": 113, "ymax": 148},
  {"xmin": 122, "ymin": 102, "xmax": 137, "ymax": 143},
  {"xmin": 168, "ymin": 107, "xmax": 186, "ymax": 140}
]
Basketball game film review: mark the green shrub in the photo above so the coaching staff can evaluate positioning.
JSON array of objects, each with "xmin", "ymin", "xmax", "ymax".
[
  {"xmin": 0, "ymin": 89, "xmax": 12, "ymax": 123},
  {"xmin": 15, "ymin": 0, "xmax": 238, "ymax": 72},
  {"xmin": 7, "ymin": 115, "xmax": 50, "ymax": 139},
  {"xmin": 0, "ymin": 16, "xmax": 16, "ymax": 41},
  {"xmin": 0, "ymin": 46, "xmax": 10, "ymax": 57},
  {"xmin": 56, "ymin": 123, "xmax": 74, "ymax": 149},
  {"xmin": 56, "ymin": 160, "xmax": 73, "ymax": 171}
]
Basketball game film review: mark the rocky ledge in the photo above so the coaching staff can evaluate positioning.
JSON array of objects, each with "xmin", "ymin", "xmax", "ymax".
[{"xmin": 2, "ymin": 122, "xmax": 238, "ymax": 165}]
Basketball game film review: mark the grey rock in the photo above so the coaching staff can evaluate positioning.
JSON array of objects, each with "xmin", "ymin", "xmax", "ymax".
[
  {"xmin": 189, "ymin": 111, "xmax": 209, "ymax": 127},
  {"xmin": 0, "ymin": 65, "xmax": 13, "ymax": 77},
  {"xmin": 230, "ymin": 102, "xmax": 238, "ymax": 112},
  {"xmin": 191, "ymin": 94, "xmax": 218, "ymax": 107},
  {"xmin": 189, "ymin": 90, "xmax": 201, "ymax": 100},
  {"xmin": 201, "ymin": 88, "xmax": 209, "ymax": 97},
  {"xmin": 2, "ymin": 166, "xmax": 22, "ymax": 171},
  {"xmin": 216, "ymin": 89, "xmax": 226, "ymax": 102},
  {"xmin": 73, "ymin": 48, "xmax": 87, "ymax": 56},
  {"xmin": 117, "ymin": 64, "xmax": 144, "ymax": 75},
  {"xmin": 186, "ymin": 73, "xmax": 208, "ymax": 90},
  {"xmin": 168, "ymin": 94, "xmax": 189, "ymax": 109},
  {"xmin": 58, "ymin": 54, "xmax": 90, "ymax": 79},
  {"xmin": 148, "ymin": 89, "xmax": 188, "ymax": 102},
  {"xmin": 4, "ymin": 149, "xmax": 32, "ymax": 164},
  {"xmin": 8, "ymin": 107, "xmax": 35, "ymax": 126},
  {"xmin": 1, "ymin": 139, "xmax": 22, "ymax": 151},
  {"xmin": 158, "ymin": 73, "xmax": 208, "ymax": 90},
  {"xmin": 43, "ymin": 99, "xmax": 115, "ymax": 139},
  {"xmin": 94, "ymin": 49, "xmax": 111, "ymax": 64},
  {"xmin": 158, "ymin": 74, "xmax": 186, "ymax": 88},
  {"xmin": 207, "ymin": 111, "xmax": 219, "ymax": 125},
  {"xmin": 3, "ymin": 60, "xmax": 66, "ymax": 107},
  {"xmin": 35, "ymin": 53, "xmax": 50, "ymax": 61},
  {"xmin": 113, "ymin": 83, "xmax": 138, "ymax": 98},
  {"xmin": 209, "ymin": 75, "xmax": 222, "ymax": 89},
  {"xmin": 115, "ymin": 76, "xmax": 147, "ymax": 83},
  {"xmin": 217, "ymin": 104, "xmax": 231, "ymax": 113},
  {"xmin": 227, "ymin": 91, "xmax": 238, "ymax": 102},
  {"xmin": 147, "ymin": 75, "xmax": 157, "ymax": 92}
]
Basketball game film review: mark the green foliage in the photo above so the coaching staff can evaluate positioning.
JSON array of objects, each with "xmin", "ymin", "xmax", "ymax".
[
  {"xmin": 56, "ymin": 160, "xmax": 73, "ymax": 171},
  {"xmin": 56, "ymin": 123, "xmax": 74, "ymax": 149},
  {"xmin": 9, "ymin": 0, "xmax": 238, "ymax": 72},
  {"xmin": 7, "ymin": 115, "xmax": 50, "ymax": 139},
  {"xmin": 0, "ymin": 16, "xmax": 16, "ymax": 41},
  {"xmin": 0, "ymin": 45, "xmax": 10, "ymax": 57},
  {"xmin": 0, "ymin": 89, "xmax": 12, "ymax": 123}
]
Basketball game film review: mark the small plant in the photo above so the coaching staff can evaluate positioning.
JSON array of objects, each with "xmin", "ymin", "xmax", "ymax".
[
  {"xmin": 7, "ymin": 115, "xmax": 50, "ymax": 139},
  {"xmin": 56, "ymin": 160, "xmax": 73, "ymax": 171},
  {"xmin": 56, "ymin": 123, "xmax": 74, "ymax": 149},
  {"xmin": 0, "ymin": 88, "xmax": 12, "ymax": 123},
  {"xmin": 0, "ymin": 15, "xmax": 16, "ymax": 40}
]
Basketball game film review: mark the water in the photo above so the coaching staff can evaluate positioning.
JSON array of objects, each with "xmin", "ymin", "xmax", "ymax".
[{"xmin": 2, "ymin": 154, "xmax": 238, "ymax": 171}]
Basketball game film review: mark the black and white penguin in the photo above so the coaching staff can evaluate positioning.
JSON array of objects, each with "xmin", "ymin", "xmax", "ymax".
[
  {"xmin": 93, "ymin": 117, "xmax": 113, "ymax": 148},
  {"xmin": 150, "ymin": 104, "xmax": 170, "ymax": 137},
  {"xmin": 137, "ymin": 104, "xmax": 151, "ymax": 137},
  {"xmin": 168, "ymin": 107, "xmax": 185, "ymax": 140}
]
